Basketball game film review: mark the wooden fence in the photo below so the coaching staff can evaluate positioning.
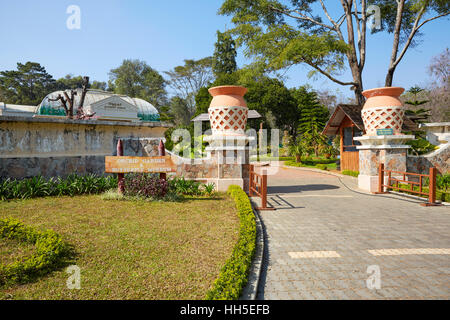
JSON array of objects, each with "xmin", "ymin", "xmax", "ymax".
[
  {"xmin": 375, "ymin": 163, "xmax": 439, "ymax": 206},
  {"xmin": 249, "ymin": 165, "xmax": 275, "ymax": 210}
]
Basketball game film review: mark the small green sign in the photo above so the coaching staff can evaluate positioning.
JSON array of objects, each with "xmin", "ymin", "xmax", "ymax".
[{"xmin": 376, "ymin": 128, "xmax": 394, "ymax": 135}]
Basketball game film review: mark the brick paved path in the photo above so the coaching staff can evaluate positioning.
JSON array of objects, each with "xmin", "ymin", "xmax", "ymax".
[{"xmin": 254, "ymin": 166, "xmax": 450, "ymax": 300}]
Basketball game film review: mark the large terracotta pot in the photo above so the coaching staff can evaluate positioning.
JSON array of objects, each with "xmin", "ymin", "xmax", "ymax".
[
  {"xmin": 361, "ymin": 87, "xmax": 405, "ymax": 135},
  {"xmin": 208, "ymin": 85, "xmax": 249, "ymax": 136}
]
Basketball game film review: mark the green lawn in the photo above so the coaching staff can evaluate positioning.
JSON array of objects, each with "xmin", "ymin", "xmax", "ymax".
[
  {"xmin": 284, "ymin": 160, "xmax": 337, "ymax": 171},
  {"xmin": 0, "ymin": 194, "xmax": 239, "ymax": 300}
]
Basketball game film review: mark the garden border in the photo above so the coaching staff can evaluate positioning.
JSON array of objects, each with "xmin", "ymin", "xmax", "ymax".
[
  {"xmin": 0, "ymin": 218, "xmax": 72, "ymax": 287},
  {"xmin": 205, "ymin": 185, "xmax": 257, "ymax": 300}
]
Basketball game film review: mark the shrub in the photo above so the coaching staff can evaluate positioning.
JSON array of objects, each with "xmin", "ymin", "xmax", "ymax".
[
  {"xmin": 168, "ymin": 176, "xmax": 203, "ymax": 196},
  {"xmin": 0, "ymin": 174, "xmax": 117, "ymax": 200},
  {"xmin": 124, "ymin": 173, "xmax": 169, "ymax": 199},
  {"xmin": 342, "ymin": 170, "xmax": 359, "ymax": 177},
  {"xmin": 206, "ymin": 185, "xmax": 256, "ymax": 300},
  {"xmin": 0, "ymin": 218, "xmax": 72, "ymax": 287},
  {"xmin": 316, "ymin": 164, "xmax": 328, "ymax": 170}
]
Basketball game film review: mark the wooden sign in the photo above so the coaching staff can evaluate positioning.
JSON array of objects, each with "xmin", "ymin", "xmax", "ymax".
[
  {"xmin": 105, "ymin": 156, "xmax": 176, "ymax": 173},
  {"xmin": 376, "ymin": 128, "xmax": 394, "ymax": 136}
]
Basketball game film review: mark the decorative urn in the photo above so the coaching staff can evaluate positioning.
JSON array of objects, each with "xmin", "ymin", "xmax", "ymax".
[
  {"xmin": 361, "ymin": 87, "xmax": 405, "ymax": 136},
  {"xmin": 208, "ymin": 85, "xmax": 249, "ymax": 136}
]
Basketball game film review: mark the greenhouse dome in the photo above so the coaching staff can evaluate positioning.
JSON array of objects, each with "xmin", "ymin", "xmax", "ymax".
[{"xmin": 36, "ymin": 89, "xmax": 160, "ymax": 122}]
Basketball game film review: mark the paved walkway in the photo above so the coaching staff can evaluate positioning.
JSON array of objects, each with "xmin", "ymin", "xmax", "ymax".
[{"xmin": 253, "ymin": 165, "xmax": 450, "ymax": 300}]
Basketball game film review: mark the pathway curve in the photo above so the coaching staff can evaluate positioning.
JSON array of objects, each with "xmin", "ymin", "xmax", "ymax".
[{"xmin": 253, "ymin": 165, "xmax": 450, "ymax": 299}]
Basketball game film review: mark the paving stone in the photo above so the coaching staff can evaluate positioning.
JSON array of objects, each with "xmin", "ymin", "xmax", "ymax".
[{"xmin": 257, "ymin": 167, "xmax": 450, "ymax": 300}]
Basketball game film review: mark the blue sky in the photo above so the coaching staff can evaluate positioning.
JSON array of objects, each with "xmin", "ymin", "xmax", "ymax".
[{"xmin": 0, "ymin": 0, "xmax": 448, "ymax": 100}]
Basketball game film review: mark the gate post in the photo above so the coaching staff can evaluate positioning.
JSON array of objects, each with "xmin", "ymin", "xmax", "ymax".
[
  {"xmin": 429, "ymin": 167, "xmax": 436, "ymax": 205},
  {"xmin": 117, "ymin": 139, "xmax": 125, "ymax": 194}
]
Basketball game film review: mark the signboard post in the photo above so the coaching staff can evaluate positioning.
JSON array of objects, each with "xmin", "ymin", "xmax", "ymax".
[{"xmin": 106, "ymin": 139, "xmax": 176, "ymax": 193}]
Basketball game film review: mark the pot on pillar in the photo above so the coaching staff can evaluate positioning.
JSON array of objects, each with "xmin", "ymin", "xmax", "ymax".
[
  {"xmin": 361, "ymin": 87, "xmax": 405, "ymax": 136},
  {"xmin": 355, "ymin": 86, "xmax": 414, "ymax": 193},
  {"xmin": 208, "ymin": 85, "xmax": 249, "ymax": 137},
  {"xmin": 205, "ymin": 85, "xmax": 252, "ymax": 192}
]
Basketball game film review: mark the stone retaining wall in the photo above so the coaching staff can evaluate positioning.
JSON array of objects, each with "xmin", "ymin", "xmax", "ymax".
[{"xmin": 0, "ymin": 116, "xmax": 169, "ymax": 179}]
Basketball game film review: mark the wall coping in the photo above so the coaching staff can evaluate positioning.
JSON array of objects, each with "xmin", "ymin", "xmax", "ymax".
[{"xmin": 0, "ymin": 115, "xmax": 173, "ymax": 128}]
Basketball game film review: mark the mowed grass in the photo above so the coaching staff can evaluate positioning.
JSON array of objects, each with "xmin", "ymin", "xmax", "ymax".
[{"xmin": 0, "ymin": 194, "xmax": 239, "ymax": 300}]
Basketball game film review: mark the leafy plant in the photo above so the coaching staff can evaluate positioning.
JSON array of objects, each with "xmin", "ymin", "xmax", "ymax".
[
  {"xmin": 406, "ymin": 138, "xmax": 438, "ymax": 155},
  {"xmin": 124, "ymin": 173, "xmax": 169, "ymax": 199},
  {"xmin": 0, "ymin": 174, "xmax": 117, "ymax": 200},
  {"xmin": 168, "ymin": 177, "xmax": 203, "ymax": 196},
  {"xmin": 203, "ymin": 183, "xmax": 216, "ymax": 196}
]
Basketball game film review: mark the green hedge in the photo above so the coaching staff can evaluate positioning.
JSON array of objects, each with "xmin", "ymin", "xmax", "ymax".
[
  {"xmin": 284, "ymin": 160, "xmax": 336, "ymax": 171},
  {"xmin": 394, "ymin": 183, "xmax": 450, "ymax": 203},
  {"xmin": 0, "ymin": 218, "xmax": 72, "ymax": 287},
  {"xmin": 342, "ymin": 170, "xmax": 359, "ymax": 177},
  {"xmin": 0, "ymin": 174, "xmax": 118, "ymax": 200},
  {"xmin": 206, "ymin": 185, "xmax": 256, "ymax": 300}
]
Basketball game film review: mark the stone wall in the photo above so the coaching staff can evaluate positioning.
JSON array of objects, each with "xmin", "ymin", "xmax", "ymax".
[
  {"xmin": 407, "ymin": 143, "xmax": 450, "ymax": 175},
  {"xmin": 0, "ymin": 116, "xmax": 169, "ymax": 179}
]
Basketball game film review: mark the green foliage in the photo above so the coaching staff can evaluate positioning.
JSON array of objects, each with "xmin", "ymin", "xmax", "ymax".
[
  {"xmin": 213, "ymin": 31, "xmax": 238, "ymax": 76},
  {"xmin": 316, "ymin": 164, "xmax": 328, "ymax": 171},
  {"xmin": 342, "ymin": 170, "xmax": 360, "ymax": 178},
  {"xmin": 206, "ymin": 185, "xmax": 256, "ymax": 300},
  {"xmin": 168, "ymin": 176, "xmax": 216, "ymax": 197},
  {"xmin": 406, "ymin": 138, "xmax": 438, "ymax": 155},
  {"xmin": 0, "ymin": 174, "xmax": 118, "ymax": 200},
  {"xmin": 54, "ymin": 74, "xmax": 108, "ymax": 92},
  {"xmin": 164, "ymin": 57, "xmax": 214, "ymax": 118},
  {"xmin": 292, "ymin": 86, "xmax": 329, "ymax": 136},
  {"xmin": 193, "ymin": 71, "xmax": 298, "ymax": 133},
  {"xmin": 437, "ymin": 174, "xmax": 450, "ymax": 193},
  {"xmin": 0, "ymin": 62, "xmax": 55, "ymax": 105},
  {"xmin": 109, "ymin": 59, "xmax": 167, "ymax": 109},
  {"xmin": 0, "ymin": 218, "xmax": 72, "ymax": 287}
]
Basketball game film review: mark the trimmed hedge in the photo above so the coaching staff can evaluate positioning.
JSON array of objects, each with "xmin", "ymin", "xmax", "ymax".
[
  {"xmin": 0, "ymin": 218, "xmax": 71, "ymax": 287},
  {"xmin": 206, "ymin": 185, "xmax": 256, "ymax": 300}
]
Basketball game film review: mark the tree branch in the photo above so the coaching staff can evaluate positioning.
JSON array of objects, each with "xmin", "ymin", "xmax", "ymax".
[{"xmin": 306, "ymin": 60, "xmax": 357, "ymax": 86}]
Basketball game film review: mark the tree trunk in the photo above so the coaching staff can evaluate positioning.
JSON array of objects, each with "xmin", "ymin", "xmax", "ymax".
[{"xmin": 385, "ymin": 0, "xmax": 405, "ymax": 87}]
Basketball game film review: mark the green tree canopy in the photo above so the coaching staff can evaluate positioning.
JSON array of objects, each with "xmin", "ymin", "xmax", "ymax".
[
  {"xmin": 0, "ymin": 62, "xmax": 55, "ymax": 105},
  {"xmin": 194, "ymin": 71, "xmax": 298, "ymax": 133},
  {"xmin": 164, "ymin": 57, "xmax": 214, "ymax": 118},
  {"xmin": 219, "ymin": 0, "xmax": 449, "ymax": 104},
  {"xmin": 212, "ymin": 31, "xmax": 238, "ymax": 76},
  {"xmin": 108, "ymin": 59, "xmax": 167, "ymax": 109}
]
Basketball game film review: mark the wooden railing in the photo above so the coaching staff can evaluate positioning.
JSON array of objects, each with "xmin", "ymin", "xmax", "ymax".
[
  {"xmin": 249, "ymin": 164, "xmax": 275, "ymax": 210},
  {"xmin": 376, "ymin": 163, "xmax": 438, "ymax": 206}
]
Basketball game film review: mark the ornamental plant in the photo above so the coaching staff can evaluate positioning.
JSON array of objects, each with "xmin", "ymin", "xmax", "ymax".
[
  {"xmin": 124, "ymin": 173, "xmax": 169, "ymax": 199},
  {"xmin": 0, "ymin": 218, "xmax": 72, "ymax": 287}
]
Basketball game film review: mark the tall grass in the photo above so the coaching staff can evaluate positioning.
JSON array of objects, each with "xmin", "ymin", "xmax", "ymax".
[{"xmin": 0, "ymin": 174, "xmax": 118, "ymax": 200}]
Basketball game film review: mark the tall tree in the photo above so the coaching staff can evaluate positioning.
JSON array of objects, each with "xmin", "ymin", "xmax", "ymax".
[
  {"xmin": 404, "ymin": 86, "xmax": 431, "ymax": 123},
  {"xmin": 0, "ymin": 62, "xmax": 55, "ymax": 105},
  {"xmin": 291, "ymin": 86, "xmax": 330, "ymax": 136},
  {"xmin": 212, "ymin": 31, "xmax": 238, "ymax": 76},
  {"xmin": 109, "ymin": 59, "xmax": 167, "ymax": 109},
  {"xmin": 55, "ymin": 74, "xmax": 108, "ymax": 91},
  {"xmin": 164, "ymin": 57, "xmax": 214, "ymax": 119},
  {"xmin": 219, "ymin": 0, "xmax": 449, "ymax": 105}
]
